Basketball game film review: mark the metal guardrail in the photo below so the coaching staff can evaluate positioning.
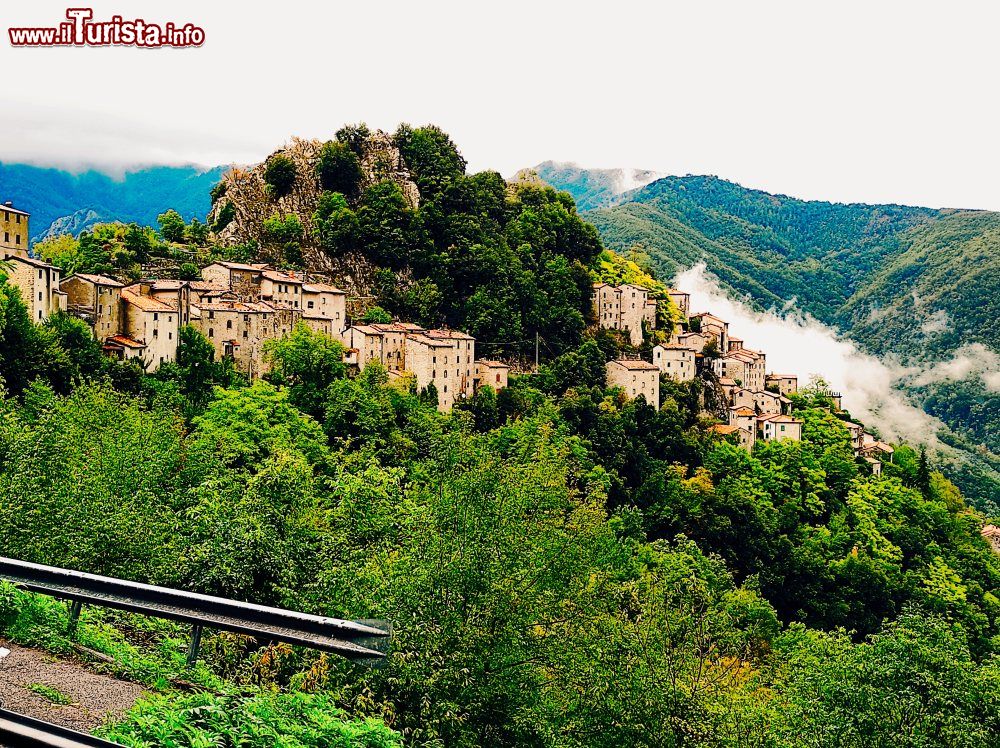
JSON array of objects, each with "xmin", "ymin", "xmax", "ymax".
[
  {"xmin": 0, "ymin": 708, "xmax": 124, "ymax": 747},
  {"xmin": 0, "ymin": 557, "xmax": 391, "ymax": 664}
]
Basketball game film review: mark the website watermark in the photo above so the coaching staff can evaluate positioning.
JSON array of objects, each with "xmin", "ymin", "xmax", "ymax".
[{"xmin": 9, "ymin": 8, "xmax": 204, "ymax": 48}]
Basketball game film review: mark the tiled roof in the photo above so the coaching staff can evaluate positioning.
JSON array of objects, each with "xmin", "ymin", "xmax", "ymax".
[
  {"xmin": 708, "ymin": 424, "xmax": 740, "ymax": 434},
  {"xmin": 759, "ymin": 414, "xmax": 802, "ymax": 424},
  {"xmin": 608, "ymin": 359, "xmax": 659, "ymax": 371},
  {"xmin": 69, "ymin": 273, "xmax": 123, "ymax": 288},
  {"xmin": 476, "ymin": 359, "xmax": 509, "ymax": 368},
  {"xmin": 730, "ymin": 407, "xmax": 756, "ymax": 416},
  {"xmin": 6, "ymin": 253, "xmax": 57, "ymax": 270},
  {"xmin": 104, "ymin": 335, "xmax": 146, "ymax": 349},
  {"xmin": 262, "ymin": 269, "xmax": 304, "ymax": 284},
  {"xmin": 426, "ymin": 328, "xmax": 474, "ymax": 340},
  {"xmin": 302, "ymin": 282, "xmax": 345, "ymax": 294},
  {"xmin": 121, "ymin": 290, "xmax": 175, "ymax": 312}
]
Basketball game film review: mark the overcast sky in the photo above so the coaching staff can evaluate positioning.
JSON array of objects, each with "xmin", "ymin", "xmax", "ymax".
[{"xmin": 3, "ymin": 0, "xmax": 1000, "ymax": 209}]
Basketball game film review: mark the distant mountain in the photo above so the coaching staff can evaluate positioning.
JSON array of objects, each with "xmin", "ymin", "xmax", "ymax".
[
  {"xmin": 0, "ymin": 163, "xmax": 229, "ymax": 241},
  {"xmin": 533, "ymin": 161, "xmax": 663, "ymax": 211},
  {"xmin": 537, "ymin": 165, "xmax": 1000, "ymax": 504}
]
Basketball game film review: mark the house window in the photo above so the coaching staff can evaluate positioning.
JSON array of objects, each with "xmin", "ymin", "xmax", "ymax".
[
  {"xmin": 15, "ymin": 235, "xmax": 20, "ymax": 245},
  {"xmin": 153, "ymin": 313, "xmax": 159, "ymax": 321},
  {"xmin": 153, "ymin": 328, "xmax": 158, "ymax": 338},
  {"xmin": 209, "ymin": 310, "xmax": 215, "ymax": 320},
  {"xmin": 243, "ymin": 330, "xmax": 248, "ymax": 339},
  {"xmin": 227, "ymin": 320, "xmax": 233, "ymax": 329},
  {"xmin": 168, "ymin": 331, "xmax": 173, "ymax": 340},
  {"xmin": 308, "ymin": 300, "xmax": 315, "ymax": 309},
  {"xmin": 208, "ymin": 328, "xmax": 214, "ymax": 338}
]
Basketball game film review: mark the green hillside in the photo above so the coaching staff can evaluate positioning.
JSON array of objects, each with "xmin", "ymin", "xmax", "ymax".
[{"xmin": 536, "ymin": 170, "xmax": 1000, "ymax": 502}]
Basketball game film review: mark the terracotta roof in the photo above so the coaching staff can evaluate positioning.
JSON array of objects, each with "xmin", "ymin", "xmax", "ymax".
[
  {"xmin": 426, "ymin": 328, "xmax": 475, "ymax": 340},
  {"xmin": 759, "ymin": 414, "xmax": 803, "ymax": 424},
  {"xmin": 476, "ymin": 359, "xmax": 509, "ymax": 369},
  {"xmin": 188, "ymin": 280, "xmax": 228, "ymax": 291},
  {"xmin": 718, "ymin": 377, "xmax": 737, "ymax": 386},
  {"xmin": 302, "ymin": 282, "xmax": 345, "ymax": 294},
  {"xmin": 666, "ymin": 288, "xmax": 689, "ymax": 296},
  {"xmin": 608, "ymin": 359, "xmax": 659, "ymax": 371},
  {"xmin": 708, "ymin": 424, "xmax": 740, "ymax": 435},
  {"xmin": 104, "ymin": 335, "xmax": 145, "ymax": 350},
  {"xmin": 767, "ymin": 373, "xmax": 797, "ymax": 380},
  {"xmin": 121, "ymin": 290, "xmax": 175, "ymax": 312},
  {"xmin": 730, "ymin": 407, "xmax": 756, "ymax": 416},
  {"xmin": 262, "ymin": 269, "xmax": 304, "ymax": 284},
  {"xmin": 657, "ymin": 343, "xmax": 697, "ymax": 351},
  {"xmin": 6, "ymin": 254, "xmax": 57, "ymax": 270},
  {"xmin": 406, "ymin": 334, "xmax": 453, "ymax": 348},
  {"xmin": 68, "ymin": 273, "xmax": 123, "ymax": 288}
]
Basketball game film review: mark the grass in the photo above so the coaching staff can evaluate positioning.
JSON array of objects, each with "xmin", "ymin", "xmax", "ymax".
[
  {"xmin": 27, "ymin": 682, "xmax": 73, "ymax": 705},
  {"xmin": 0, "ymin": 581, "xmax": 224, "ymax": 692}
]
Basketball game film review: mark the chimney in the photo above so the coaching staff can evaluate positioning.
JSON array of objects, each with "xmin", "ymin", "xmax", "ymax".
[{"xmin": 3, "ymin": 201, "xmax": 11, "ymax": 207}]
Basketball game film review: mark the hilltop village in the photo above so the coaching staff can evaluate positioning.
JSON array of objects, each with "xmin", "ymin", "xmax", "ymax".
[{"xmin": 2, "ymin": 200, "xmax": 892, "ymax": 471}]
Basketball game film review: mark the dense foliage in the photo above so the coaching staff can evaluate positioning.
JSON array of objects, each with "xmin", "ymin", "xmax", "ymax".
[
  {"xmin": 0, "ymin": 263, "xmax": 998, "ymax": 745},
  {"xmin": 539, "ymin": 170, "xmax": 1000, "ymax": 507}
]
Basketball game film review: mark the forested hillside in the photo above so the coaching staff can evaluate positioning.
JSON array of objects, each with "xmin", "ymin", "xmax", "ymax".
[
  {"xmin": 0, "ymin": 163, "xmax": 227, "ymax": 241},
  {"xmin": 0, "ymin": 126, "xmax": 998, "ymax": 745},
  {"xmin": 537, "ymin": 169, "xmax": 1000, "ymax": 504}
]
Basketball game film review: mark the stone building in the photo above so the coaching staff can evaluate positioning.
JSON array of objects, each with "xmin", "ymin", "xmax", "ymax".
[
  {"xmin": 191, "ymin": 299, "xmax": 276, "ymax": 378},
  {"xmin": 758, "ymin": 414, "xmax": 804, "ymax": 442},
  {"xmin": 475, "ymin": 360, "xmax": 510, "ymax": 391},
  {"xmin": 592, "ymin": 282, "xmax": 656, "ymax": 346},
  {"xmin": 1, "ymin": 201, "xmax": 29, "ymax": 253},
  {"xmin": 690, "ymin": 312, "xmax": 728, "ymax": 350},
  {"xmin": 60, "ymin": 273, "xmax": 124, "ymax": 340},
  {"xmin": 302, "ymin": 281, "xmax": 347, "ymax": 334},
  {"xmin": 4, "ymin": 254, "xmax": 65, "ymax": 321},
  {"xmin": 403, "ymin": 329, "xmax": 475, "ymax": 411},
  {"xmin": 119, "ymin": 289, "xmax": 178, "ymax": 370},
  {"xmin": 606, "ymin": 359, "xmax": 660, "ymax": 409},
  {"xmin": 765, "ymin": 373, "xmax": 798, "ymax": 396},
  {"xmin": 653, "ymin": 343, "xmax": 696, "ymax": 381},
  {"xmin": 200, "ymin": 261, "xmax": 268, "ymax": 296},
  {"xmin": 667, "ymin": 288, "xmax": 690, "ymax": 317}
]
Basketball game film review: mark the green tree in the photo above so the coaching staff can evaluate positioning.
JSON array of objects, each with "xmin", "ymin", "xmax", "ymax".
[
  {"xmin": 157, "ymin": 209, "xmax": 186, "ymax": 243},
  {"xmin": 264, "ymin": 154, "xmax": 297, "ymax": 198}
]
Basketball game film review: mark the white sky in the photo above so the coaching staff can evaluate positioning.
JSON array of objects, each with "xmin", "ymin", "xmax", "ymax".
[{"xmin": 3, "ymin": 0, "xmax": 1000, "ymax": 209}]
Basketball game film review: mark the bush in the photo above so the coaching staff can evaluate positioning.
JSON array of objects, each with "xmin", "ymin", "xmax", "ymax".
[{"xmin": 264, "ymin": 154, "xmax": 297, "ymax": 198}]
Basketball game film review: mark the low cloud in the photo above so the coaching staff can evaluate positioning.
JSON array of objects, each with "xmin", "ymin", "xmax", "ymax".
[{"xmin": 676, "ymin": 264, "xmax": 943, "ymax": 446}]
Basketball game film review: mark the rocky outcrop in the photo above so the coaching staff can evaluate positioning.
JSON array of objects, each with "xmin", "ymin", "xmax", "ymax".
[{"xmin": 207, "ymin": 131, "xmax": 420, "ymax": 269}]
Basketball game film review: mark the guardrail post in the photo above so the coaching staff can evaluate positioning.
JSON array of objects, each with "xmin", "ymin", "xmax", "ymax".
[
  {"xmin": 67, "ymin": 600, "xmax": 83, "ymax": 635},
  {"xmin": 187, "ymin": 624, "xmax": 203, "ymax": 666}
]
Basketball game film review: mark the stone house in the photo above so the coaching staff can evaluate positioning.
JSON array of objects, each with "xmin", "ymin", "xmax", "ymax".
[
  {"xmin": 4, "ymin": 253, "xmax": 65, "ymax": 321},
  {"xmin": 191, "ymin": 300, "xmax": 276, "ymax": 378},
  {"xmin": 729, "ymin": 406, "xmax": 758, "ymax": 434},
  {"xmin": 606, "ymin": 359, "xmax": 660, "ymax": 409},
  {"xmin": 842, "ymin": 421, "xmax": 865, "ymax": 454},
  {"xmin": 342, "ymin": 322, "xmax": 425, "ymax": 371},
  {"xmin": 673, "ymin": 331, "xmax": 707, "ymax": 352},
  {"xmin": 667, "ymin": 289, "xmax": 690, "ymax": 317},
  {"xmin": 260, "ymin": 269, "xmax": 305, "ymax": 310},
  {"xmin": 60, "ymin": 273, "xmax": 124, "ymax": 340},
  {"xmin": 474, "ymin": 360, "xmax": 510, "ymax": 391},
  {"xmin": 302, "ymin": 282, "xmax": 346, "ymax": 334},
  {"xmin": 765, "ymin": 373, "xmax": 798, "ymax": 396},
  {"xmin": 592, "ymin": 282, "xmax": 656, "ymax": 346},
  {"xmin": 758, "ymin": 414, "xmax": 804, "ymax": 442},
  {"xmin": 404, "ymin": 329, "xmax": 476, "ymax": 411},
  {"xmin": 0, "ymin": 201, "xmax": 29, "ymax": 253},
  {"xmin": 200, "ymin": 261, "xmax": 268, "ymax": 297},
  {"xmin": 653, "ymin": 344, "xmax": 696, "ymax": 381},
  {"xmin": 690, "ymin": 312, "xmax": 728, "ymax": 351},
  {"xmin": 753, "ymin": 389, "xmax": 790, "ymax": 416},
  {"xmin": 120, "ymin": 289, "xmax": 178, "ymax": 370}
]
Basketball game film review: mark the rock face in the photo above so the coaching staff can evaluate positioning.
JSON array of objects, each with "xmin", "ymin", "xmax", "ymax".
[{"xmin": 207, "ymin": 131, "xmax": 420, "ymax": 270}]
